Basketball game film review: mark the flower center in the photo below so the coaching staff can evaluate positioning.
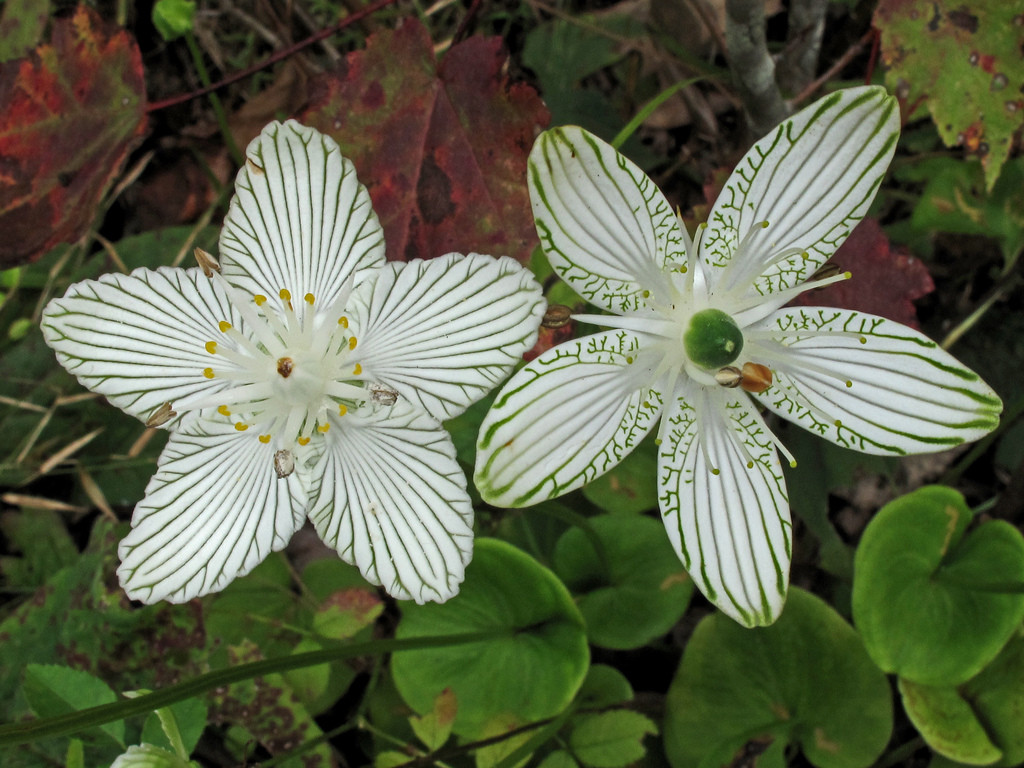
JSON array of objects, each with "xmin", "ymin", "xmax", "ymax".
[
  {"xmin": 683, "ymin": 308, "xmax": 743, "ymax": 369},
  {"xmin": 184, "ymin": 280, "xmax": 369, "ymax": 451}
]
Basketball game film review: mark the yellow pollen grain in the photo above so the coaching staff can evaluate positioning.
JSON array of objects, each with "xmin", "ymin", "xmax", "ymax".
[
  {"xmin": 280, "ymin": 289, "xmax": 292, "ymax": 301},
  {"xmin": 338, "ymin": 404, "xmax": 348, "ymax": 416},
  {"xmin": 654, "ymin": 438, "xmax": 662, "ymax": 445},
  {"xmin": 338, "ymin": 316, "xmax": 349, "ymax": 328},
  {"xmin": 259, "ymin": 434, "xmax": 271, "ymax": 444},
  {"xmin": 304, "ymin": 293, "xmax": 315, "ymax": 305},
  {"xmin": 626, "ymin": 356, "xmax": 634, "ymax": 364},
  {"xmin": 353, "ymin": 363, "xmax": 362, "ymax": 376},
  {"xmin": 349, "ymin": 336, "xmax": 358, "ymax": 350},
  {"xmin": 642, "ymin": 290, "xmax": 650, "ymax": 298},
  {"xmin": 760, "ymin": 221, "xmax": 770, "ymax": 229},
  {"xmin": 205, "ymin": 341, "xmax": 218, "ymax": 354},
  {"xmin": 317, "ymin": 424, "xmax": 330, "ymax": 434},
  {"xmin": 834, "ymin": 419, "xmax": 843, "ymax": 427},
  {"xmin": 789, "ymin": 460, "xmax": 798, "ymax": 468},
  {"xmin": 845, "ymin": 380, "xmax": 853, "ymax": 388},
  {"xmin": 747, "ymin": 461, "xmax": 754, "ymax": 469},
  {"xmin": 217, "ymin": 405, "xmax": 231, "ymax": 417},
  {"xmin": 298, "ymin": 436, "xmax": 311, "ymax": 446},
  {"xmin": 219, "ymin": 321, "xmax": 232, "ymax": 332},
  {"xmin": 235, "ymin": 423, "xmax": 249, "ymax": 431},
  {"xmin": 711, "ymin": 468, "xmax": 720, "ymax": 476},
  {"xmin": 255, "ymin": 295, "xmax": 267, "ymax": 306},
  {"xmin": 859, "ymin": 337, "xmax": 867, "ymax": 344},
  {"xmin": 203, "ymin": 368, "xmax": 215, "ymax": 379}
]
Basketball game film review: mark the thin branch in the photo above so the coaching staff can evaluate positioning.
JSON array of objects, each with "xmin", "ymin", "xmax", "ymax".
[
  {"xmin": 146, "ymin": 0, "xmax": 400, "ymax": 113},
  {"xmin": 791, "ymin": 28, "xmax": 875, "ymax": 107},
  {"xmin": 724, "ymin": 0, "xmax": 788, "ymax": 136},
  {"xmin": 776, "ymin": 0, "xmax": 828, "ymax": 95}
]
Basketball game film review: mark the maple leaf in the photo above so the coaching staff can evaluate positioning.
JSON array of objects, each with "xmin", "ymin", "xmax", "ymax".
[
  {"xmin": 301, "ymin": 18, "xmax": 549, "ymax": 263},
  {"xmin": 0, "ymin": 5, "xmax": 146, "ymax": 268},
  {"xmin": 789, "ymin": 218, "xmax": 934, "ymax": 329}
]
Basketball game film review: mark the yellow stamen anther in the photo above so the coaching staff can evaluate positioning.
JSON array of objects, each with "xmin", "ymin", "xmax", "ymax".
[
  {"xmin": 304, "ymin": 293, "xmax": 315, "ymax": 305},
  {"xmin": 353, "ymin": 363, "xmax": 362, "ymax": 376},
  {"xmin": 203, "ymin": 368, "xmax": 215, "ymax": 379},
  {"xmin": 217, "ymin": 405, "xmax": 231, "ymax": 417},
  {"xmin": 219, "ymin": 321, "xmax": 232, "ymax": 333},
  {"xmin": 255, "ymin": 295, "xmax": 267, "ymax": 306},
  {"xmin": 259, "ymin": 434, "xmax": 271, "ymax": 444},
  {"xmin": 205, "ymin": 341, "xmax": 218, "ymax": 354},
  {"xmin": 297, "ymin": 436, "xmax": 311, "ymax": 446},
  {"xmin": 279, "ymin": 289, "xmax": 291, "ymax": 301},
  {"xmin": 339, "ymin": 316, "xmax": 349, "ymax": 328},
  {"xmin": 338, "ymin": 404, "xmax": 347, "ymax": 416},
  {"xmin": 349, "ymin": 336, "xmax": 358, "ymax": 350},
  {"xmin": 317, "ymin": 424, "xmax": 330, "ymax": 434},
  {"xmin": 235, "ymin": 423, "xmax": 249, "ymax": 432}
]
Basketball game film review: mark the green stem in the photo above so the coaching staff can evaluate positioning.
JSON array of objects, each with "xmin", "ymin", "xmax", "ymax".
[
  {"xmin": 184, "ymin": 31, "xmax": 244, "ymax": 166},
  {"xmin": 0, "ymin": 631, "xmax": 504, "ymax": 748},
  {"xmin": 611, "ymin": 77, "xmax": 703, "ymax": 150}
]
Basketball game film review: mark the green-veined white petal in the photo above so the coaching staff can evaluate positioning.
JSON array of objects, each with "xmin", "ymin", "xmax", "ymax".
[
  {"xmin": 349, "ymin": 252, "xmax": 545, "ymax": 421},
  {"xmin": 658, "ymin": 384, "xmax": 791, "ymax": 627},
  {"xmin": 528, "ymin": 126, "xmax": 686, "ymax": 314},
  {"xmin": 308, "ymin": 398, "xmax": 473, "ymax": 604},
  {"xmin": 220, "ymin": 120, "xmax": 386, "ymax": 313},
  {"xmin": 41, "ymin": 267, "xmax": 241, "ymax": 428},
  {"xmin": 475, "ymin": 329, "xmax": 663, "ymax": 507},
  {"xmin": 750, "ymin": 307, "xmax": 1002, "ymax": 454},
  {"xmin": 117, "ymin": 423, "xmax": 308, "ymax": 603}
]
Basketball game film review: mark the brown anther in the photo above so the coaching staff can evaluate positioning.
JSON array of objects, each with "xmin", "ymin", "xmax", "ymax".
[
  {"xmin": 369, "ymin": 384, "xmax": 399, "ymax": 406},
  {"xmin": 739, "ymin": 362, "xmax": 773, "ymax": 394},
  {"xmin": 541, "ymin": 304, "xmax": 573, "ymax": 328},
  {"xmin": 145, "ymin": 402, "xmax": 177, "ymax": 427},
  {"xmin": 276, "ymin": 357, "xmax": 294, "ymax": 378},
  {"xmin": 194, "ymin": 247, "xmax": 221, "ymax": 277},
  {"xmin": 810, "ymin": 262, "xmax": 843, "ymax": 282},
  {"xmin": 273, "ymin": 449, "xmax": 295, "ymax": 479},
  {"xmin": 715, "ymin": 366, "xmax": 743, "ymax": 388}
]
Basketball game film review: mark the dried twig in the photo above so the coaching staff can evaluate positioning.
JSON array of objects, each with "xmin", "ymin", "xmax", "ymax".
[{"xmin": 724, "ymin": 0, "xmax": 788, "ymax": 136}]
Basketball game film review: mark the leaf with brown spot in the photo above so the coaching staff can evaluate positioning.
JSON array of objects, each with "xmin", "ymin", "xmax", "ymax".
[
  {"xmin": 0, "ymin": 5, "xmax": 147, "ymax": 267},
  {"xmin": 302, "ymin": 18, "xmax": 549, "ymax": 263},
  {"xmin": 788, "ymin": 218, "xmax": 934, "ymax": 329},
  {"xmin": 874, "ymin": 0, "xmax": 1024, "ymax": 189}
]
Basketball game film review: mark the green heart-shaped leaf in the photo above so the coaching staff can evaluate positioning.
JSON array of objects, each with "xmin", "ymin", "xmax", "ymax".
[
  {"xmin": 663, "ymin": 588, "xmax": 892, "ymax": 768},
  {"xmin": 392, "ymin": 539, "xmax": 589, "ymax": 738},
  {"xmin": 853, "ymin": 486, "xmax": 1024, "ymax": 685},
  {"xmin": 553, "ymin": 515, "xmax": 692, "ymax": 649}
]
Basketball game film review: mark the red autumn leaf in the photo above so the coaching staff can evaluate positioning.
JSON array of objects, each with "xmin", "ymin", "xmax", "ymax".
[
  {"xmin": 302, "ymin": 18, "xmax": 549, "ymax": 263},
  {"xmin": 789, "ymin": 218, "xmax": 934, "ymax": 329},
  {"xmin": 0, "ymin": 5, "xmax": 146, "ymax": 267}
]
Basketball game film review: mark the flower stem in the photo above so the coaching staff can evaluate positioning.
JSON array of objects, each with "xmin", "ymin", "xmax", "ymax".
[{"xmin": 0, "ymin": 631, "xmax": 506, "ymax": 748}]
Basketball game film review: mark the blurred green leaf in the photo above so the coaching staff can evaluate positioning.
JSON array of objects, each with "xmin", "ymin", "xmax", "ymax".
[
  {"xmin": 409, "ymin": 688, "xmax": 457, "ymax": 752},
  {"xmin": 853, "ymin": 486, "xmax": 1024, "ymax": 685},
  {"xmin": 664, "ymin": 588, "xmax": 892, "ymax": 768},
  {"xmin": 392, "ymin": 539, "xmax": 589, "ymax": 738},
  {"xmin": 898, "ymin": 679, "xmax": 1002, "ymax": 765},
  {"xmin": 569, "ymin": 710, "xmax": 657, "ymax": 768},
  {"xmin": 0, "ymin": 508, "xmax": 78, "ymax": 589},
  {"xmin": 906, "ymin": 156, "xmax": 1024, "ymax": 271},
  {"xmin": 0, "ymin": 0, "xmax": 50, "ymax": 63},
  {"xmin": 576, "ymin": 664, "xmax": 633, "ymax": 709},
  {"xmin": 23, "ymin": 664, "xmax": 125, "ymax": 748},
  {"xmin": 581, "ymin": 436, "xmax": 658, "ymax": 515},
  {"xmin": 141, "ymin": 699, "xmax": 207, "ymax": 757},
  {"xmin": 152, "ymin": 0, "xmax": 196, "ymax": 42}
]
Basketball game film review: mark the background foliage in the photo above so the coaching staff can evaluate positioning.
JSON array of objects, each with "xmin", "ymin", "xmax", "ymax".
[{"xmin": 0, "ymin": 0, "xmax": 1022, "ymax": 766}]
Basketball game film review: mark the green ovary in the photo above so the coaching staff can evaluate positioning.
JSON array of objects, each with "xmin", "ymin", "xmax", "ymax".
[{"xmin": 683, "ymin": 308, "xmax": 744, "ymax": 368}]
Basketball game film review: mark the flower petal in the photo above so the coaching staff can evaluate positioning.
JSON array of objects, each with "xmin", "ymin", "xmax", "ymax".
[
  {"xmin": 117, "ymin": 423, "xmax": 308, "ymax": 603},
  {"xmin": 348, "ymin": 253, "xmax": 544, "ymax": 421},
  {"xmin": 41, "ymin": 267, "xmax": 242, "ymax": 427},
  {"xmin": 307, "ymin": 398, "xmax": 473, "ymax": 604},
  {"xmin": 219, "ymin": 120, "xmax": 386, "ymax": 308},
  {"xmin": 528, "ymin": 126, "xmax": 685, "ymax": 314},
  {"xmin": 751, "ymin": 307, "xmax": 1002, "ymax": 454},
  {"xmin": 475, "ymin": 329, "xmax": 662, "ymax": 507},
  {"xmin": 702, "ymin": 86, "xmax": 900, "ymax": 298},
  {"xmin": 658, "ymin": 383, "xmax": 791, "ymax": 627}
]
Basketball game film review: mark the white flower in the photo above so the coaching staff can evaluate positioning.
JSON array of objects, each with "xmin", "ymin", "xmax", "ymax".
[
  {"xmin": 42, "ymin": 120, "xmax": 544, "ymax": 605},
  {"xmin": 474, "ymin": 87, "xmax": 1001, "ymax": 627}
]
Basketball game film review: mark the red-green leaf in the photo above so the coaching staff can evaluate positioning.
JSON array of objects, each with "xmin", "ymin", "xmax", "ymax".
[
  {"xmin": 302, "ymin": 18, "xmax": 549, "ymax": 263},
  {"xmin": 0, "ymin": 5, "xmax": 147, "ymax": 267},
  {"xmin": 789, "ymin": 218, "xmax": 934, "ymax": 329}
]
